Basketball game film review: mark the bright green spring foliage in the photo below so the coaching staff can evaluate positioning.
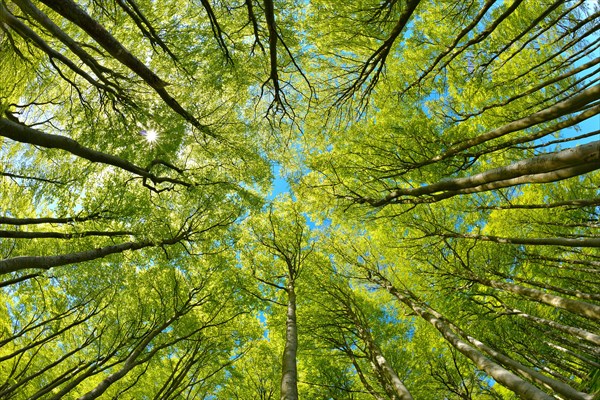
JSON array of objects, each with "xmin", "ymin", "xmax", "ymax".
[{"xmin": 0, "ymin": 0, "xmax": 598, "ymax": 398}]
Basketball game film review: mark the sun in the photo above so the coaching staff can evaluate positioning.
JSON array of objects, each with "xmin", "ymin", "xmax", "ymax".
[{"xmin": 145, "ymin": 129, "xmax": 158, "ymax": 143}]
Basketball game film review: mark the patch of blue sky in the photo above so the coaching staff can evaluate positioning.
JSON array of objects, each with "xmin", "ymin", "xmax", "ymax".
[
  {"xmin": 559, "ymin": 94, "xmax": 600, "ymax": 148},
  {"xmin": 551, "ymin": 8, "xmax": 599, "ymax": 148},
  {"xmin": 258, "ymin": 310, "xmax": 270, "ymax": 340},
  {"xmin": 267, "ymin": 162, "xmax": 290, "ymax": 200},
  {"xmin": 477, "ymin": 371, "xmax": 496, "ymax": 391}
]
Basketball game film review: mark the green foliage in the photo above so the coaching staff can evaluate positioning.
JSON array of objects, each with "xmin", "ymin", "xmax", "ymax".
[{"xmin": 1, "ymin": 0, "xmax": 598, "ymax": 398}]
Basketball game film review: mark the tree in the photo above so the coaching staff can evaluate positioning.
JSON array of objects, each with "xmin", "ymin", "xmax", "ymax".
[
  {"xmin": 309, "ymin": 276, "xmax": 413, "ymax": 399},
  {"xmin": 1, "ymin": 0, "xmax": 599, "ymax": 398},
  {"xmin": 239, "ymin": 200, "xmax": 315, "ymax": 400}
]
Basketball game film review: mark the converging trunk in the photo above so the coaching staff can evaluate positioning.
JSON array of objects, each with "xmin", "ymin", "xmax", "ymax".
[
  {"xmin": 474, "ymin": 277, "xmax": 600, "ymax": 321},
  {"xmin": 354, "ymin": 313, "xmax": 413, "ymax": 399},
  {"xmin": 375, "ymin": 277, "xmax": 555, "ymax": 400},
  {"xmin": 510, "ymin": 309, "xmax": 600, "ymax": 346},
  {"xmin": 0, "ymin": 240, "xmax": 152, "ymax": 275},
  {"xmin": 280, "ymin": 285, "xmax": 298, "ymax": 400},
  {"xmin": 372, "ymin": 352, "xmax": 413, "ymax": 400}
]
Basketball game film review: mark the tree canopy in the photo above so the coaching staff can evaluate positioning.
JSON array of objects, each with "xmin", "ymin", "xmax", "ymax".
[{"xmin": 0, "ymin": 0, "xmax": 599, "ymax": 398}]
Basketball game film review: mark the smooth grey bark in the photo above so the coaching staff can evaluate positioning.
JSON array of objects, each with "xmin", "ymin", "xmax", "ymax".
[
  {"xmin": 430, "ymin": 84, "xmax": 600, "ymax": 162},
  {"xmin": 441, "ymin": 232, "xmax": 600, "ymax": 248},
  {"xmin": 320, "ymin": 282, "xmax": 412, "ymax": 399},
  {"xmin": 280, "ymin": 285, "xmax": 298, "ymax": 400},
  {"xmin": 0, "ymin": 231, "xmax": 188, "ymax": 275},
  {"xmin": 0, "ymin": 230, "xmax": 132, "ymax": 239},
  {"xmin": 544, "ymin": 341, "xmax": 600, "ymax": 369},
  {"xmin": 347, "ymin": 350, "xmax": 385, "ymax": 400},
  {"xmin": 0, "ymin": 240, "xmax": 152, "ymax": 275},
  {"xmin": 470, "ymin": 105, "xmax": 600, "ymax": 158},
  {"xmin": 339, "ymin": 288, "xmax": 413, "ymax": 399},
  {"xmin": 474, "ymin": 277, "xmax": 600, "ymax": 321},
  {"xmin": 508, "ymin": 275, "xmax": 600, "ymax": 301},
  {"xmin": 508, "ymin": 308, "xmax": 600, "ymax": 346},
  {"xmin": 371, "ymin": 347, "xmax": 413, "ymax": 400},
  {"xmin": 361, "ymin": 139, "xmax": 600, "ymax": 205},
  {"xmin": 380, "ymin": 83, "xmax": 600, "ymax": 178},
  {"xmin": 252, "ymin": 208, "xmax": 311, "ymax": 400},
  {"xmin": 376, "ymin": 278, "xmax": 555, "ymax": 400},
  {"xmin": 462, "ymin": 334, "xmax": 593, "ymax": 400}
]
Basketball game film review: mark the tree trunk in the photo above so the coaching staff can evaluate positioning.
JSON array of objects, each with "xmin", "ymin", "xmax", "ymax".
[
  {"xmin": 355, "ymin": 317, "xmax": 412, "ymax": 399},
  {"xmin": 376, "ymin": 278, "xmax": 555, "ymax": 400},
  {"xmin": 441, "ymin": 232, "xmax": 600, "ymax": 247},
  {"xmin": 501, "ymin": 274, "xmax": 600, "ymax": 301},
  {"xmin": 346, "ymin": 349, "xmax": 385, "ymax": 400},
  {"xmin": 38, "ymin": 0, "xmax": 209, "ymax": 134},
  {"xmin": 462, "ymin": 334, "xmax": 593, "ymax": 400},
  {"xmin": 362, "ymin": 138, "xmax": 600, "ymax": 205},
  {"xmin": 280, "ymin": 285, "xmax": 298, "ymax": 400},
  {"xmin": 474, "ymin": 277, "xmax": 600, "ymax": 320},
  {"xmin": 544, "ymin": 341, "xmax": 600, "ymax": 369},
  {"xmin": 509, "ymin": 308, "xmax": 600, "ymax": 346},
  {"xmin": 14, "ymin": 0, "xmax": 122, "ymax": 89},
  {"xmin": 0, "ymin": 240, "xmax": 152, "ymax": 275},
  {"xmin": 373, "ymin": 352, "xmax": 413, "ymax": 400},
  {"xmin": 432, "ymin": 84, "xmax": 600, "ymax": 162},
  {"xmin": 421, "ymin": 140, "xmax": 599, "ymax": 196}
]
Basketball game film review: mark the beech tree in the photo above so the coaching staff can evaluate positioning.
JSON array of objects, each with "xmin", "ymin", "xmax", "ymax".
[
  {"xmin": 238, "ymin": 201, "xmax": 316, "ymax": 400},
  {"xmin": 1, "ymin": 0, "xmax": 599, "ymax": 398}
]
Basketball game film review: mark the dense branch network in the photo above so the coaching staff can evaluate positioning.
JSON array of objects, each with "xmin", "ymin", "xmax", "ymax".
[{"xmin": 1, "ymin": 0, "xmax": 599, "ymax": 398}]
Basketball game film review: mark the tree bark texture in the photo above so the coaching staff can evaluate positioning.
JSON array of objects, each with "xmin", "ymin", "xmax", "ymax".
[
  {"xmin": 377, "ymin": 278, "xmax": 556, "ymax": 400},
  {"xmin": 280, "ymin": 285, "xmax": 298, "ymax": 400}
]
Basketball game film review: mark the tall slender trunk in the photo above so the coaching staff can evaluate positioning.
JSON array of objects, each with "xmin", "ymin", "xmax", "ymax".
[
  {"xmin": 507, "ymin": 275, "xmax": 600, "ymax": 301},
  {"xmin": 280, "ymin": 285, "xmax": 298, "ymax": 400},
  {"xmin": 508, "ymin": 308, "xmax": 600, "ymax": 345},
  {"xmin": 37, "ymin": 0, "xmax": 210, "ymax": 134},
  {"xmin": 474, "ymin": 277, "xmax": 600, "ymax": 320},
  {"xmin": 356, "ymin": 321, "xmax": 412, "ymax": 399},
  {"xmin": 0, "ymin": 240, "xmax": 152, "ymax": 275},
  {"xmin": 372, "ymin": 351, "xmax": 413, "ymax": 400},
  {"xmin": 346, "ymin": 350, "xmax": 384, "ymax": 400},
  {"xmin": 461, "ymin": 334, "xmax": 593, "ymax": 400},
  {"xmin": 442, "ymin": 232, "xmax": 600, "ymax": 247},
  {"xmin": 376, "ymin": 278, "xmax": 555, "ymax": 400}
]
